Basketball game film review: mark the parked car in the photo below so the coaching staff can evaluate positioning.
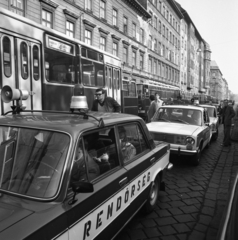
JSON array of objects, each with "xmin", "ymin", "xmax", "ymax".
[
  {"xmin": 217, "ymin": 171, "xmax": 238, "ymax": 240},
  {"xmin": 147, "ymin": 105, "xmax": 212, "ymax": 166},
  {"xmin": 199, "ymin": 104, "xmax": 219, "ymax": 140},
  {"xmin": 0, "ymin": 108, "xmax": 172, "ymax": 239}
]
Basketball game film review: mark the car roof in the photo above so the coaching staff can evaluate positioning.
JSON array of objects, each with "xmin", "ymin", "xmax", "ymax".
[
  {"xmin": 199, "ymin": 104, "xmax": 216, "ymax": 108},
  {"xmin": 161, "ymin": 104, "xmax": 204, "ymax": 111},
  {"xmin": 0, "ymin": 111, "xmax": 141, "ymax": 136}
]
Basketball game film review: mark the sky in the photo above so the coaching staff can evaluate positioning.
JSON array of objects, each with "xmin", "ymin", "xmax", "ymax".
[{"xmin": 177, "ymin": 0, "xmax": 238, "ymax": 94}]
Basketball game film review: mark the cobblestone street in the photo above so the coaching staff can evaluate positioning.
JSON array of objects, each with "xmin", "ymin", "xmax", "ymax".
[{"xmin": 116, "ymin": 124, "xmax": 238, "ymax": 240}]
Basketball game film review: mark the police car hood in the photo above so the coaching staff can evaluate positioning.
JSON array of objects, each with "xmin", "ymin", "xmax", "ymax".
[
  {"xmin": 147, "ymin": 122, "xmax": 199, "ymax": 135},
  {"xmin": 0, "ymin": 201, "xmax": 33, "ymax": 232}
]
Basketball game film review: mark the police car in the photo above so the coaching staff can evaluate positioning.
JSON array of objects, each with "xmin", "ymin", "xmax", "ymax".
[
  {"xmin": 147, "ymin": 104, "xmax": 212, "ymax": 166},
  {"xmin": 0, "ymin": 88, "xmax": 172, "ymax": 240},
  {"xmin": 199, "ymin": 104, "xmax": 219, "ymax": 140}
]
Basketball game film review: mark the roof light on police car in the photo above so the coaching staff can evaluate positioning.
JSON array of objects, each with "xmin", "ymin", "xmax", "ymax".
[{"xmin": 70, "ymin": 84, "xmax": 88, "ymax": 113}]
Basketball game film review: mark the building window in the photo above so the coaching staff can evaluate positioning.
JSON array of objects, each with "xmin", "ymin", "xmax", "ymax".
[
  {"xmin": 139, "ymin": 28, "xmax": 144, "ymax": 44},
  {"xmin": 100, "ymin": 36, "xmax": 106, "ymax": 51},
  {"xmin": 149, "ymin": 57, "xmax": 152, "ymax": 73},
  {"xmin": 42, "ymin": 9, "xmax": 53, "ymax": 28},
  {"xmin": 123, "ymin": 46, "xmax": 128, "ymax": 63},
  {"xmin": 154, "ymin": 16, "xmax": 157, "ymax": 29},
  {"xmin": 10, "ymin": 0, "xmax": 25, "ymax": 16},
  {"xmin": 159, "ymin": 21, "xmax": 161, "ymax": 33},
  {"xmin": 112, "ymin": 8, "xmax": 118, "ymax": 26},
  {"xmin": 132, "ymin": 50, "xmax": 136, "ymax": 67},
  {"xmin": 112, "ymin": 42, "xmax": 118, "ymax": 56},
  {"xmin": 154, "ymin": 39, "xmax": 157, "ymax": 52},
  {"xmin": 140, "ymin": 53, "xmax": 144, "ymax": 69},
  {"xmin": 148, "ymin": 35, "xmax": 152, "ymax": 49},
  {"xmin": 159, "ymin": 42, "xmax": 161, "ymax": 55},
  {"xmin": 85, "ymin": 29, "xmax": 92, "ymax": 45},
  {"xmin": 132, "ymin": 23, "xmax": 136, "ymax": 38},
  {"xmin": 123, "ymin": 16, "xmax": 128, "ymax": 35},
  {"xmin": 66, "ymin": 21, "xmax": 74, "ymax": 38},
  {"xmin": 85, "ymin": 0, "xmax": 92, "ymax": 11},
  {"xmin": 100, "ymin": 0, "xmax": 106, "ymax": 19},
  {"xmin": 162, "ymin": 25, "xmax": 165, "ymax": 37},
  {"xmin": 154, "ymin": 59, "xmax": 157, "ymax": 74}
]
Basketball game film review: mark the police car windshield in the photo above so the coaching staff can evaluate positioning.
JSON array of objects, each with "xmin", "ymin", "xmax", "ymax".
[
  {"xmin": 152, "ymin": 108, "xmax": 202, "ymax": 126},
  {"xmin": 0, "ymin": 127, "xmax": 70, "ymax": 199}
]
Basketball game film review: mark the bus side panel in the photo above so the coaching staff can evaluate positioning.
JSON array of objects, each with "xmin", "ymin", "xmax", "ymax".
[
  {"xmin": 121, "ymin": 94, "xmax": 138, "ymax": 115},
  {"xmin": 42, "ymin": 84, "xmax": 74, "ymax": 111}
]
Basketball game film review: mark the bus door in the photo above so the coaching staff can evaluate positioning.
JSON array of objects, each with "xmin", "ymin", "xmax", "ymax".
[
  {"xmin": 0, "ymin": 34, "xmax": 16, "ymax": 114},
  {"xmin": 16, "ymin": 38, "xmax": 42, "ymax": 110},
  {"xmin": 106, "ymin": 66, "xmax": 121, "ymax": 104}
]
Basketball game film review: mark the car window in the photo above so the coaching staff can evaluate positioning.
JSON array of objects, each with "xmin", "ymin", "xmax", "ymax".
[
  {"xmin": 0, "ymin": 127, "xmax": 70, "ymax": 198},
  {"xmin": 71, "ymin": 128, "xmax": 119, "ymax": 183},
  {"xmin": 117, "ymin": 124, "xmax": 149, "ymax": 163}
]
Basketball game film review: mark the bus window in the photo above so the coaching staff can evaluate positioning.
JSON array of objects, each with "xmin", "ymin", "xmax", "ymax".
[
  {"xmin": 82, "ymin": 59, "xmax": 105, "ymax": 87},
  {"xmin": 108, "ymin": 68, "xmax": 112, "ymax": 89},
  {"xmin": 122, "ymin": 81, "xmax": 129, "ymax": 97},
  {"xmin": 97, "ymin": 70, "xmax": 104, "ymax": 87},
  {"xmin": 44, "ymin": 48, "xmax": 76, "ymax": 84},
  {"xmin": 114, "ymin": 69, "xmax": 120, "ymax": 90},
  {"xmin": 33, "ymin": 45, "xmax": 39, "ymax": 80},
  {"xmin": 20, "ymin": 42, "xmax": 28, "ymax": 79},
  {"xmin": 3, "ymin": 37, "xmax": 11, "ymax": 77},
  {"xmin": 129, "ymin": 82, "xmax": 136, "ymax": 97}
]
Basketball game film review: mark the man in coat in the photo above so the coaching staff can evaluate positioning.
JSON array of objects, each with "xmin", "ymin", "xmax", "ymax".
[
  {"xmin": 91, "ymin": 88, "xmax": 121, "ymax": 112},
  {"xmin": 221, "ymin": 99, "xmax": 236, "ymax": 147}
]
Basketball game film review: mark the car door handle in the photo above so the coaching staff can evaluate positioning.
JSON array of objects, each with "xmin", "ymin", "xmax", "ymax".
[
  {"xmin": 150, "ymin": 157, "xmax": 155, "ymax": 164},
  {"xmin": 119, "ymin": 177, "xmax": 128, "ymax": 187}
]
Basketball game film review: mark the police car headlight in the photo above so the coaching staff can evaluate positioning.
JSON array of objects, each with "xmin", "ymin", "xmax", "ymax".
[{"xmin": 185, "ymin": 137, "xmax": 195, "ymax": 145}]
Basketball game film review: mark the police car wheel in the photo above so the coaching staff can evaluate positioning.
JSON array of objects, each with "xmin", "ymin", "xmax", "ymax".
[
  {"xmin": 192, "ymin": 146, "xmax": 201, "ymax": 166},
  {"xmin": 143, "ymin": 177, "xmax": 160, "ymax": 213},
  {"xmin": 213, "ymin": 128, "xmax": 218, "ymax": 141}
]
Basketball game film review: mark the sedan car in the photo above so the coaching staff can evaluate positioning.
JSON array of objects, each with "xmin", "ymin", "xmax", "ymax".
[
  {"xmin": 0, "ymin": 110, "xmax": 171, "ymax": 240},
  {"xmin": 147, "ymin": 105, "xmax": 212, "ymax": 166},
  {"xmin": 200, "ymin": 104, "xmax": 219, "ymax": 140}
]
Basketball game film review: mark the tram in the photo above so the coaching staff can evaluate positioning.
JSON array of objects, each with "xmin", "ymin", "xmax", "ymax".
[{"xmin": 0, "ymin": 7, "xmax": 138, "ymax": 115}]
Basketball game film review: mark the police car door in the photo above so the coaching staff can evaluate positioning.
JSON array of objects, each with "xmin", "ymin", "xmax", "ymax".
[
  {"xmin": 203, "ymin": 110, "xmax": 211, "ymax": 147},
  {"xmin": 65, "ymin": 128, "xmax": 130, "ymax": 240},
  {"xmin": 116, "ymin": 123, "xmax": 156, "ymax": 216}
]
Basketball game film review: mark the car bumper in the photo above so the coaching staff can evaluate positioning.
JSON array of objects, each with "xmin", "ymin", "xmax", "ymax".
[{"xmin": 170, "ymin": 147, "xmax": 198, "ymax": 156}]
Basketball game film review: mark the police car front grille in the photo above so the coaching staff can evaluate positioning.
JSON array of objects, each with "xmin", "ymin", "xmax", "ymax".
[{"xmin": 152, "ymin": 133, "xmax": 186, "ymax": 145}]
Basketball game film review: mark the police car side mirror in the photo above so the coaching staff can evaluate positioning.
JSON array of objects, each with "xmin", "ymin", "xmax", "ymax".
[
  {"xmin": 69, "ymin": 182, "xmax": 94, "ymax": 205},
  {"xmin": 72, "ymin": 181, "xmax": 94, "ymax": 193}
]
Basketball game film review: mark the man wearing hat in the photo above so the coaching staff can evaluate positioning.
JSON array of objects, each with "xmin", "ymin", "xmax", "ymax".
[{"xmin": 221, "ymin": 99, "xmax": 236, "ymax": 146}]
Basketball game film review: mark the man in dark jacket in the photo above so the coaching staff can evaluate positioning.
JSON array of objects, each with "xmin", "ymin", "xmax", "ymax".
[
  {"xmin": 221, "ymin": 99, "xmax": 236, "ymax": 146},
  {"xmin": 91, "ymin": 88, "xmax": 121, "ymax": 112}
]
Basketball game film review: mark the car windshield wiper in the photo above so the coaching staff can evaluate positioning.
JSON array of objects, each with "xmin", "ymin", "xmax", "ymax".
[
  {"xmin": 173, "ymin": 119, "xmax": 189, "ymax": 124},
  {"xmin": 158, "ymin": 118, "xmax": 170, "ymax": 122}
]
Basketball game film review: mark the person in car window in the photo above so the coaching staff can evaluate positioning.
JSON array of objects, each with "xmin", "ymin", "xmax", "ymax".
[
  {"xmin": 71, "ymin": 139, "xmax": 100, "ymax": 182},
  {"xmin": 191, "ymin": 111, "xmax": 202, "ymax": 125},
  {"xmin": 118, "ymin": 126, "xmax": 136, "ymax": 162},
  {"xmin": 91, "ymin": 88, "xmax": 121, "ymax": 112}
]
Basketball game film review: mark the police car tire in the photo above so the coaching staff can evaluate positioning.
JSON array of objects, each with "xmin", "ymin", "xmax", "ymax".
[
  {"xmin": 192, "ymin": 146, "xmax": 201, "ymax": 166},
  {"xmin": 213, "ymin": 128, "xmax": 218, "ymax": 141},
  {"xmin": 143, "ymin": 177, "xmax": 160, "ymax": 213}
]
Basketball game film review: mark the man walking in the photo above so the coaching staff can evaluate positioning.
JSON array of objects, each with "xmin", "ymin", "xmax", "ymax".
[
  {"xmin": 91, "ymin": 88, "xmax": 121, "ymax": 112},
  {"xmin": 221, "ymin": 99, "xmax": 235, "ymax": 147},
  {"xmin": 147, "ymin": 93, "xmax": 164, "ymax": 122}
]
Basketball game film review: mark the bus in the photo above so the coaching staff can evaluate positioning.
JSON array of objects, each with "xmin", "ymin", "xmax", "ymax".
[{"xmin": 0, "ymin": 7, "xmax": 138, "ymax": 115}]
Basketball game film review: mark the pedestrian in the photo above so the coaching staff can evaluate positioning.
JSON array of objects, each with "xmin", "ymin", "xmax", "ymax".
[
  {"xmin": 147, "ymin": 95, "xmax": 155, "ymax": 123},
  {"xmin": 147, "ymin": 93, "xmax": 163, "ymax": 122},
  {"xmin": 220, "ymin": 99, "xmax": 236, "ymax": 147},
  {"xmin": 91, "ymin": 88, "xmax": 121, "ymax": 112}
]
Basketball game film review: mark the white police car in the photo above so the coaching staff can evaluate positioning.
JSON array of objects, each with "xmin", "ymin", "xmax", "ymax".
[
  {"xmin": 147, "ymin": 104, "xmax": 212, "ymax": 166},
  {"xmin": 0, "ymin": 93, "xmax": 172, "ymax": 240}
]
